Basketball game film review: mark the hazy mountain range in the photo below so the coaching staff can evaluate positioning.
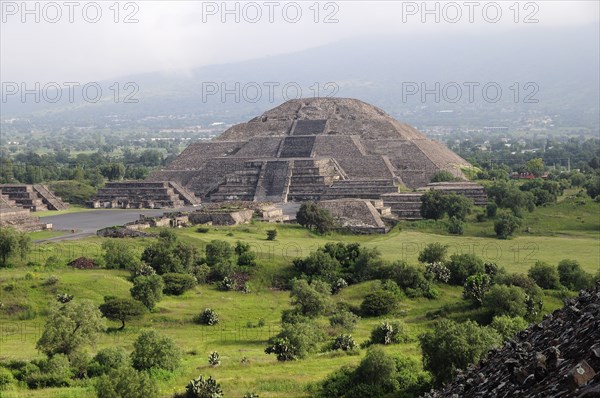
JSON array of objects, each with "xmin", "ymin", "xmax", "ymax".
[{"xmin": 2, "ymin": 24, "xmax": 598, "ymax": 131}]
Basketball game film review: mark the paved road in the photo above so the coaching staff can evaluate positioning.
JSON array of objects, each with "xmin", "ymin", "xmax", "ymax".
[
  {"xmin": 37, "ymin": 203, "xmax": 298, "ymax": 242},
  {"xmin": 38, "ymin": 207, "xmax": 197, "ymax": 242}
]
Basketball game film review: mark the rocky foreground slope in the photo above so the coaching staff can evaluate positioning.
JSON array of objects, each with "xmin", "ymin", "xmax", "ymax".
[{"xmin": 424, "ymin": 283, "xmax": 600, "ymax": 398}]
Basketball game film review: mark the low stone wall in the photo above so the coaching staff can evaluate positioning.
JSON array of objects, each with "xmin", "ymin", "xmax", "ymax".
[{"xmin": 189, "ymin": 209, "xmax": 254, "ymax": 225}]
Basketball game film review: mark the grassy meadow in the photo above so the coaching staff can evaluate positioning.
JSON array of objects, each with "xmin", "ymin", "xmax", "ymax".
[{"xmin": 0, "ymin": 194, "xmax": 598, "ymax": 397}]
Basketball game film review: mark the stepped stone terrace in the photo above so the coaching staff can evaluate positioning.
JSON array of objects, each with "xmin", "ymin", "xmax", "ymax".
[
  {"xmin": 90, "ymin": 181, "xmax": 200, "ymax": 209},
  {"xmin": 0, "ymin": 184, "xmax": 69, "ymax": 211},
  {"xmin": 149, "ymin": 98, "xmax": 473, "ymax": 206}
]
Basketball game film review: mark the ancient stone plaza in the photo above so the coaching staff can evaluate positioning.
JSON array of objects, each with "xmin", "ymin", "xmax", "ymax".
[{"xmin": 148, "ymin": 98, "xmax": 474, "ymax": 204}]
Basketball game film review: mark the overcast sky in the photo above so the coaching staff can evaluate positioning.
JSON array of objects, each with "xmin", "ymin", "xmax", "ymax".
[{"xmin": 1, "ymin": 1, "xmax": 598, "ymax": 84}]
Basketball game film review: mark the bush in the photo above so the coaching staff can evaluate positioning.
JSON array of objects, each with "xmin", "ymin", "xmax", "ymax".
[
  {"xmin": 237, "ymin": 251, "xmax": 257, "ymax": 267},
  {"xmin": 483, "ymin": 284, "xmax": 528, "ymax": 318},
  {"xmin": 265, "ymin": 321, "xmax": 324, "ymax": 361},
  {"xmin": 419, "ymin": 319, "xmax": 501, "ymax": 386},
  {"xmin": 162, "ymin": 273, "xmax": 196, "ymax": 295},
  {"xmin": 266, "ymin": 229, "xmax": 277, "ymax": 240},
  {"xmin": 528, "ymin": 261, "xmax": 561, "ymax": 289},
  {"xmin": 130, "ymin": 275, "xmax": 164, "ymax": 310},
  {"xmin": 196, "ymin": 226, "xmax": 210, "ymax": 233},
  {"xmin": 494, "ymin": 212, "xmax": 522, "ymax": 239},
  {"xmin": 290, "ymin": 279, "xmax": 331, "ymax": 317},
  {"xmin": 445, "ymin": 253, "xmax": 484, "ymax": 285},
  {"xmin": 447, "ymin": 216, "xmax": 464, "ymax": 235},
  {"xmin": 431, "ymin": 170, "xmax": 457, "ymax": 182},
  {"xmin": 0, "ymin": 367, "xmax": 15, "ymax": 391},
  {"xmin": 418, "ymin": 243, "xmax": 448, "ymax": 264},
  {"xmin": 369, "ymin": 321, "xmax": 409, "ymax": 345},
  {"xmin": 360, "ymin": 290, "xmax": 398, "ymax": 316},
  {"xmin": 36, "ymin": 300, "xmax": 106, "ymax": 357},
  {"xmin": 490, "ymin": 315, "xmax": 528, "ymax": 341},
  {"xmin": 180, "ymin": 375, "xmax": 223, "ymax": 398},
  {"xmin": 330, "ymin": 334, "xmax": 358, "ymax": 352},
  {"xmin": 102, "ymin": 240, "xmax": 140, "ymax": 270},
  {"xmin": 89, "ymin": 347, "xmax": 129, "ymax": 376},
  {"xmin": 296, "ymin": 202, "xmax": 336, "ymax": 234},
  {"xmin": 48, "ymin": 180, "xmax": 96, "ymax": 205},
  {"xmin": 25, "ymin": 354, "xmax": 72, "ymax": 389},
  {"xmin": 557, "ymin": 259, "xmax": 592, "ymax": 291},
  {"xmin": 190, "ymin": 264, "xmax": 211, "ymax": 284},
  {"xmin": 196, "ymin": 308, "xmax": 219, "ymax": 326},
  {"xmin": 95, "ymin": 365, "xmax": 158, "ymax": 398},
  {"xmin": 485, "ymin": 201, "xmax": 498, "ymax": 218},
  {"xmin": 205, "ymin": 240, "xmax": 234, "ymax": 266},
  {"xmin": 131, "ymin": 330, "xmax": 181, "ymax": 372},
  {"xmin": 329, "ymin": 309, "xmax": 360, "ymax": 332}
]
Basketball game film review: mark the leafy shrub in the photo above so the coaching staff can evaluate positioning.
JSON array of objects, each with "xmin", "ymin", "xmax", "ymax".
[
  {"xmin": 557, "ymin": 259, "xmax": 592, "ymax": 291},
  {"xmin": 131, "ymin": 330, "xmax": 181, "ymax": 372},
  {"xmin": 485, "ymin": 201, "xmax": 498, "ymax": 218},
  {"xmin": 445, "ymin": 253, "xmax": 484, "ymax": 285},
  {"xmin": 369, "ymin": 321, "xmax": 409, "ymax": 345},
  {"xmin": 331, "ymin": 278, "xmax": 348, "ymax": 294},
  {"xmin": 266, "ymin": 229, "xmax": 277, "ymax": 240},
  {"xmin": 196, "ymin": 308, "xmax": 219, "ymax": 326},
  {"xmin": 0, "ymin": 367, "xmax": 15, "ymax": 391},
  {"xmin": 89, "ymin": 347, "xmax": 129, "ymax": 376},
  {"xmin": 431, "ymin": 170, "xmax": 457, "ymax": 182},
  {"xmin": 265, "ymin": 321, "xmax": 324, "ymax": 361},
  {"xmin": 130, "ymin": 275, "xmax": 164, "ymax": 310},
  {"xmin": 490, "ymin": 315, "xmax": 528, "ymax": 341},
  {"xmin": 56, "ymin": 293, "xmax": 74, "ymax": 303},
  {"xmin": 296, "ymin": 202, "xmax": 336, "ymax": 234},
  {"xmin": 330, "ymin": 334, "xmax": 358, "ymax": 352},
  {"xmin": 360, "ymin": 290, "xmax": 398, "ymax": 316},
  {"xmin": 25, "ymin": 354, "xmax": 72, "ymax": 389},
  {"xmin": 447, "ymin": 216, "xmax": 464, "ymax": 235},
  {"xmin": 218, "ymin": 276, "xmax": 236, "ymax": 291},
  {"xmin": 95, "ymin": 365, "xmax": 158, "ymax": 398},
  {"xmin": 528, "ymin": 261, "xmax": 561, "ymax": 289},
  {"xmin": 196, "ymin": 227, "xmax": 210, "ymax": 233},
  {"xmin": 494, "ymin": 212, "xmax": 522, "ymax": 239},
  {"xmin": 418, "ymin": 243, "xmax": 448, "ymax": 264},
  {"xmin": 290, "ymin": 279, "xmax": 331, "ymax": 317},
  {"xmin": 483, "ymin": 285, "xmax": 528, "ymax": 318},
  {"xmin": 162, "ymin": 273, "xmax": 196, "ymax": 295},
  {"xmin": 205, "ymin": 240, "xmax": 234, "ymax": 266},
  {"xmin": 190, "ymin": 264, "xmax": 211, "ymax": 284},
  {"xmin": 102, "ymin": 240, "xmax": 140, "ymax": 270},
  {"xmin": 419, "ymin": 319, "xmax": 501, "ymax": 386}
]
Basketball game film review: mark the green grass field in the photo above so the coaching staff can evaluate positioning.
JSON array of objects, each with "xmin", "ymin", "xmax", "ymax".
[{"xmin": 0, "ymin": 195, "xmax": 598, "ymax": 397}]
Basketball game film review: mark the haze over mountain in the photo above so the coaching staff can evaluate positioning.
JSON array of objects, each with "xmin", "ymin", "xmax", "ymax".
[{"xmin": 2, "ymin": 24, "xmax": 598, "ymax": 130}]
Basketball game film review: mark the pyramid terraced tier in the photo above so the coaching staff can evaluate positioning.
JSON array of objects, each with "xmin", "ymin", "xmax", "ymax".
[{"xmin": 150, "ymin": 98, "xmax": 470, "ymax": 202}]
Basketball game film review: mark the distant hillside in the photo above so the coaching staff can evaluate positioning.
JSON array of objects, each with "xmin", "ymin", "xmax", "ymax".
[{"xmin": 2, "ymin": 24, "xmax": 598, "ymax": 130}]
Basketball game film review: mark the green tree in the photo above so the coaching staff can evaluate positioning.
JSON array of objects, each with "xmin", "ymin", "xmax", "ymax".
[
  {"xmin": 131, "ymin": 330, "xmax": 181, "ymax": 371},
  {"xmin": 290, "ymin": 279, "xmax": 331, "ymax": 317},
  {"xmin": 95, "ymin": 365, "xmax": 158, "ymax": 398},
  {"xmin": 483, "ymin": 284, "xmax": 528, "ymax": 318},
  {"xmin": 265, "ymin": 321, "xmax": 324, "ymax": 361},
  {"xmin": 36, "ymin": 300, "xmax": 106, "ymax": 357},
  {"xmin": 130, "ymin": 275, "xmax": 164, "ymax": 310},
  {"xmin": 444, "ymin": 194, "xmax": 473, "ymax": 221},
  {"xmin": 99, "ymin": 297, "xmax": 146, "ymax": 330},
  {"xmin": 585, "ymin": 175, "xmax": 600, "ymax": 199},
  {"xmin": 205, "ymin": 240, "xmax": 234, "ymax": 266},
  {"xmin": 557, "ymin": 259, "xmax": 592, "ymax": 290},
  {"xmin": 0, "ymin": 227, "xmax": 18, "ymax": 266},
  {"xmin": 360, "ymin": 290, "xmax": 398, "ymax": 316},
  {"xmin": 446, "ymin": 253, "xmax": 484, "ymax": 285},
  {"xmin": 419, "ymin": 319, "xmax": 501, "ymax": 386},
  {"xmin": 489, "ymin": 315, "xmax": 528, "ymax": 341},
  {"xmin": 296, "ymin": 202, "xmax": 336, "ymax": 234},
  {"xmin": 528, "ymin": 261, "xmax": 561, "ymax": 289},
  {"xmin": 494, "ymin": 211, "xmax": 522, "ymax": 239},
  {"xmin": 418, "ymin": 242, "xmax": 448, "ymax": 264},
  {"xmin": 420, "ymin": 190, "xmax": 446, "ymax": 220},
  {"xmin": 102, "ymin": 240, "xmax": 140, "ymax": 270},
  {"xmin": 162, "ymin": 273, "xmax": 197, "ymax": 295},
  {"xmin": 525, "ymin": 158, "xmax": 545, "ymax": 177}
]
